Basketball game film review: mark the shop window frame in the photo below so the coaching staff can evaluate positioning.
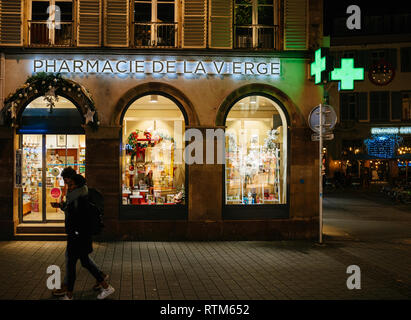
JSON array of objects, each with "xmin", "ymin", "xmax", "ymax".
[
  {"xmin": 221, "ymin": 92, "xmax": 290, "ymax": 220},
  {"xmin": 16, "ymin": 93, "xmax": 86, "ymax": 224},
  {"xmin": 118, "ymin": 91, "xmax": 188, "ymax": 220}
]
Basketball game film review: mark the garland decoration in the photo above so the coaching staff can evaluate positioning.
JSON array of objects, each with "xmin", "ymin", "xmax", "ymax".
[{"xmin": 1, "ymin": 72, "xmax": 99, "ymax": 130}]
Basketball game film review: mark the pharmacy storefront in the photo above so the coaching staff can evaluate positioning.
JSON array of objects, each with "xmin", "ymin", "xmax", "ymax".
[{"xmin": 0, "ymin": 51, "xmax": 322, "ymax": 240}]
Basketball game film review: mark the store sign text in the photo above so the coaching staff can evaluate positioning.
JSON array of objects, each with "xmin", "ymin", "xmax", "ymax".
[
  {"xmin": 371, "ymin": 127, "xmax": 411, "ymax": 135},
  {"xmin": 32, "ymin": 59, "xmax": 281, "ymax": 77}
]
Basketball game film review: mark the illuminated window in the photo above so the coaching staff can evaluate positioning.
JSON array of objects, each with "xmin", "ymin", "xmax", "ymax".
[
  {"xmin": 225, "ymin": 95, "xmax": 287, "ymax": 205},
  {"xmin": 121, "ymin": 95, "xmax": 185, "ymax": 206},
  {"xmin": 133, "ymin": 0, "xmax": 176, "ymax": 47},
  {"xmin": 234, "ymin": 0, "xmax": 277, "ymax": 49},
  {"xmin": 29, "ymin": 0, "xmax": 73, "ymax": 46}
]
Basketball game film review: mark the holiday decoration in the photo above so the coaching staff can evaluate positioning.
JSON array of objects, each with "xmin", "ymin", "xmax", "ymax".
[
  {"xmin": 264, "ymin": 129, "xmax": 279, "ymax": 151},
  {"xmin": 2, "ymin": 72, "xmax": 99, "ymax": 130},
  {"xmin": 44, "ymin": 86, "xmax": 58, "ymax": 113},
  {"xmin": 85, "ymin": 108, "xmax": 95, "ymax": 124},
  {"xmin": 126, "ymin": 129, "xmax": 174, "ymax": 162},
  {"xmin": 365, "ymin": 135, "xmax": 403, "ymax": 159}
]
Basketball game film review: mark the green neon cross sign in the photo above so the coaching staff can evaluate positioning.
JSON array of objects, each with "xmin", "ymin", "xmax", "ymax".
[
  {"xmin": 310, "ymin": 49, "xmax": 326, "ymax": 84},
  {"xmin": 330, "ymin": 58, "xmax": 364, "ymax": 90}
]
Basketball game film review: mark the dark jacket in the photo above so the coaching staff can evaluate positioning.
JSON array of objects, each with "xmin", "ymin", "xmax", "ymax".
[{"xmin": 65, "ymin": 194, "xmax": 93, "ymax": 256}]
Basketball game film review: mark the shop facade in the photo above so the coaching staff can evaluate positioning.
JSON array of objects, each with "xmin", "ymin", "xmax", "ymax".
[
  {"xmin": 0, "ymin": 50, "xmax": 323, "ymax": 240},
  {"xmin": 0, "ymin": 0, "xmax": 325, "ymax": 240}
]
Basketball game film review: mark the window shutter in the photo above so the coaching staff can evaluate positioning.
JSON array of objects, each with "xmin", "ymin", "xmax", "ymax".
[
  {"xmin": 284, "ymin": 0, "xmax": 307, "ymax": 50},
  {"xmin": 340, "ymin": 94, "xmax": 348, "ymax": 121},
  {"xmin": 0, "ymin": 0, "xmax": 22, "ymax": 46},
  {"xmin": 357, "ymin": 92, "xmax": 368, "ymax": 121},
  {"xmin": 386, "ymin": 48, "xmax": 397, "ymax": 69},
  {"xmin": 78, "ymin": 0, "xmax": 101, "ymax": 46},
  {"xmin": 401, "ymin": 47, "xmax": 411, "ymax": 72},
  {"xmin": 104, "ymin": 0, "xmax": 129, "ymax": 47},
  {"xmin": 209, "ymin": 0, "xmax": 232, "ymax": 49},
  {"xmin": 391, "ymin": 92, "xmax": 402, "ymax": 121},
  {"xmin": 182, "ymin": 0, "xmax": 207, "ymax": 48},
  {"xmin": 357, "ymin": 50, "xmax": 368, "ymax": 71}
]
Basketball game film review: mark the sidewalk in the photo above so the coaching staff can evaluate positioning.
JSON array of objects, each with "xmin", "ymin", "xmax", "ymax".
[{"xmin": 0, "ymin": 239, "xmax": 410, "ymax": 300}]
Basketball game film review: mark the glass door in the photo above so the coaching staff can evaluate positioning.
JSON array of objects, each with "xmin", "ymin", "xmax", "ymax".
[
  {"xmin": 45, "ymin": 134, "xmax": 86, "ymax": 221},
  {"xmin": 20, "ymin": 134, "xmax": 86, "ymax": 223},
  {"xmin": 21, "ymin": 135, "xmax": 43, "ymax": 222}
]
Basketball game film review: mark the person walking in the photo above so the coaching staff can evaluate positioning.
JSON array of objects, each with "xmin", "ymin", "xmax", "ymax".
[
  {"xmin": 58, "ymin": 173, "xmax": 115, "ymax": 300},
  {"xmin": 52, "ymin": 167, "xmax": 109, "ymax": 297}
]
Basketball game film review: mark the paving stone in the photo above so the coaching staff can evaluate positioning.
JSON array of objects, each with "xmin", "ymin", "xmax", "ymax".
[{"xmin": 0, "ymin": 239, "xmax": 410, "ymax": 300}]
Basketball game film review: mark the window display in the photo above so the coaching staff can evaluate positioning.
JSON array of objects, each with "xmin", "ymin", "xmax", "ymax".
[
  {"xmin": 22, "ymin": 135, "xmax": 43, "ymax": 220},
  {"xmin": 21, "ymin": 134, "xmax": 86, "ymax": 221},
  {"xmin": 225, "ymin": 95, "xmax": 287, "ymax": 205},
  {"xmin": 122, "ymin": 95, "xmax": 185, "ymax": 206}
]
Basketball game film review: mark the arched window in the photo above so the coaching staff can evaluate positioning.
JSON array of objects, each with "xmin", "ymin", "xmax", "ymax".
[
  {"xmin": 121, "ymin": 94, "xmax": 186, "ymax": 207},
  {"xmin": 225, "ymin": 95, "xmax": 287, "ymax": 207}
]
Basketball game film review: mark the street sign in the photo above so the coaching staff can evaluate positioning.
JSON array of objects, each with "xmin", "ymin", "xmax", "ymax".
[
  {"xmin": 50, "ymin": 188, "xmax": 61, "ymax": 199},
  {"xmin": 308, "ymin": 104, "xmax": 338, "ymax": 245},
  {"xmin": 311, "ymin": 133, "xmax": 334, "ymax": 141},
  {"xmin": 308, "ymin": 104, "xmax": 337, "ymax": 134}
]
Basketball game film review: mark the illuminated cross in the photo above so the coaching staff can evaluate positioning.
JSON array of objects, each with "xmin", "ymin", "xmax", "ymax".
[
  {"xmin": 310, "ymin": 49, "xmax": 326, "ymax": 84},
  {"xmin": 331, "ymin": 58, "xmax": 364, "ymax": 90}
]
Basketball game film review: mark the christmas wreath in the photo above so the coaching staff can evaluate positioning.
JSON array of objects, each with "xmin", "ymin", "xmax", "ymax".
[{"xmin": 126, "ymin": 130, "xmax": 175, "ymax": 163}]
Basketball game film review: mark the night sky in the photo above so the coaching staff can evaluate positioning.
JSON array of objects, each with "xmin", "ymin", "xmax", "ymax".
[{"xmin": 323, "ymin": 0, "xmax": 411, "ymax": 35}]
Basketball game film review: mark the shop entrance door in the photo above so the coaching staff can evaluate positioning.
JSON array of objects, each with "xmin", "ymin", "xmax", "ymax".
[{"xmin": 19, "ymin": 134, "xmax": 86, "ymax": 223}]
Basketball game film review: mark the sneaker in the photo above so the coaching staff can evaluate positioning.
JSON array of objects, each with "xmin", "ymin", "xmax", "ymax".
[
  {"xmin": 52, "ymin": 285, "xmax": 67, "ymax": 297},
  {"xmin": 97, "ymin": 285, "xmax": 115, "ymax": 300},
  {"xmin": 59, "ymin": 294, "xmax": 73, "ymax": 300},
  {"xmin": 93, "ymin": 273, "xmax": 109, "ymax": 291}
]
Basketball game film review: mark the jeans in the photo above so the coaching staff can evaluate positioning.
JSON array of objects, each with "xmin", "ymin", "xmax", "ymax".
[
  {"xmin": 63, "ymin": 249, "xmax": 102, "ymax": 285},
  {"xmin": 66, "ymin": 252, "xmax": 105, "ymax": 292}
]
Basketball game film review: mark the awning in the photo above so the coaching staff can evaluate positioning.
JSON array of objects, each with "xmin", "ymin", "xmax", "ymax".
[{"xmin": 17, "ymin": 108, "xmax": 85, "ymax": 134}]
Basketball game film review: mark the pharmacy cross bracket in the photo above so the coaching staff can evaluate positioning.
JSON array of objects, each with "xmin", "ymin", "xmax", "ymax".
[
  {"xmin": 330, "ymin": 58, "xmax": 364, "ymax": 90},
  {"xmin": 310, "ymin": 49, "xmax": 326, "ymax": 84}
]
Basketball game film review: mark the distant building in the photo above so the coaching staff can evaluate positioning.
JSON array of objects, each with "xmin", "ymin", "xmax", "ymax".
[{"xmin": 325, "ymin": 3, "xmax": 411, "ymax": 184}]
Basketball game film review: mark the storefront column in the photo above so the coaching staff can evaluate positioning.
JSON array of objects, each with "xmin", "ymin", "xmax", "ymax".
[
  {"xmin": 187, "ymin": 127, "xmax": 223, "ymax": 239},
  {"xmin": 85, "ymin": 126, "xmax": 121, "ymax": 239},
  {"xmin": 289, "ymin": 127, "xmax": 319, "ymax": 237},
  {"xmin": 0, "ymin": 127, "xmax": 15, "ymax": 239}
]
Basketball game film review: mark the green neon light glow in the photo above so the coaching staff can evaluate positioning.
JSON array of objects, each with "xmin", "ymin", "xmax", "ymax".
[
  {"xmin": 330, "ymin": 58, "xmax": 364, "ymax": 90},
  {"xmin": 310, "ymin": 49, "xmax": 326, "ymax": 84}
]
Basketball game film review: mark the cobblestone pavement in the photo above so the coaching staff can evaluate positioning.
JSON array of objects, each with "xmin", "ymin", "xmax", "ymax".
[
  {"xmin": 0, "ymin": 238, "xmax": 410, "ymax": 300},
  {"xmin": 1, "ymin": 190, "xmax": 410, "ymax": 301}
]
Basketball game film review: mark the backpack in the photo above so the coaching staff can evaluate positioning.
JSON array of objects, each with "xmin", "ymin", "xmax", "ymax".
[{"xmin": 87, "ymin": 187, "xmax": 104, "ymax": 235}]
